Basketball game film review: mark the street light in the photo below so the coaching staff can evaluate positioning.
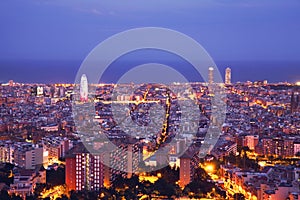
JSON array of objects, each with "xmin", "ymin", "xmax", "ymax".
[
  {"xmin": 205, "ymin": 164, "xmax": 215, "ymax": 173},
  {"xmin": 157, "ymin": 173, "xmax": 162, "ymax": 178}
]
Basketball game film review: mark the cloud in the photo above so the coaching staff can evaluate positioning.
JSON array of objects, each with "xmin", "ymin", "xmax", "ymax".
[{"xmin": 75, "ymin": 7, "xmax": 103, "ymax": 15}]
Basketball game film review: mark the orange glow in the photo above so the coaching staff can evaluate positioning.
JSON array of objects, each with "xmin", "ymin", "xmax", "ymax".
[
  {"xmin": 205, "ymin": 164, "xmax": 215, "ymax": 173},
  {"xmin": 157, "ymin": 173, "xmax": 162, "ymax": 178},
  {"xmin": 139, "ymin": 175, "xmax": 158, "ymax": 183}
]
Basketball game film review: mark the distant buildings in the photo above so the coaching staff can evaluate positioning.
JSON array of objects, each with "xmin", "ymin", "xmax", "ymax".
[
  {"xmin": 9, "ymin": 167, "xmax": 46, "ymax": 198},
  {"xmin": 0, "ymin": 78, "xmax": 300, "ymax": 199},
  {"xmin": 261, "ymin": 137, "xmax": 295, "ymax": 158},
  {"xmin": 13, "ymin": 143, "xmax": 48, "ymax": 170},
  {"xmin": 243, "ymin": 135, "xmax": 259, "ymax": 151},
  {"xmin": 0, "ymin": 142, "xmax": 14, "ymax": 163},
  {"xmin": 294, "ymin": 141, "xmax": 300, "ymax": 156},
  {"xmin": 208, "ymin": 66, "xmax": 232, "ymax": 84},
  {"xmin": 211, "ymin": 138, "xmax": 237, "ymax": 159},
  {"xmin": 36, "ymin": 86, "xmax": 43, "ymax": 97},
  {"xmin": 41, "ymin": 124, "xmax": 59, "ymax": 132},
  {"xmin": 0, "ymin": 138, "xmax": 72, "ymax": 170},
  {"xmin": 42, "ymin": 137, "xmax": 70, "ymax": 160},
  {"xmin": 220, "ymin": 164, "xmax": 300, "ymax": 200}
]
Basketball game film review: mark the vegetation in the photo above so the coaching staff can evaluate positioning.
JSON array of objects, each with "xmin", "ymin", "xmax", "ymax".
[
  {"xmin": 224, "ymin": 151, "xmax": 259, "ymax": 171},
  {"xmin": 46, "ymin": 165, "xmax": 65, "ymax": 186},
  {"xmin": 0, "ymin": 164, "xmax": 226, "ymax": 199},
  {"xmin": 0, "ymin": 163, "xmax": 14, "ymax": 186},
  {"xmin": 233, "ymin": 193, "xmax": 246, "ymax": 200}
]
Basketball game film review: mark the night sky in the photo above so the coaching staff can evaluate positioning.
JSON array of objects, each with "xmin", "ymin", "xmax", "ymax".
[{"xmin": 0, "ymin": 0, "xmax": 299, "ymax": 83}]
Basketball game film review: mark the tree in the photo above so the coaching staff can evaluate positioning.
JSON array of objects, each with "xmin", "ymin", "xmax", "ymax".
[
  {"xmin": 194, "ymin": 167, "xmax": 210, "ymax": 181},
  {"xmin": 0, "ymin": 163, "xmax": 14, "ymax": 186},
  {"xmin": 182, "ymin": 166, "xmax": 215, "ymax": 198},
  {"xmin": 124, "ymin": 189, "xmax": 137, "ymax": 200},
  {"xmin": 25, "ymin": 195, "xmax": 36, "ymax": 200},
  {"xmin": 152, "ymin": 165, "xmax": 179, "ymax": 185},
  {"xmin": 140, "ymin": 181, "xmax": 154, "ymax": 199},
  {"xmin": 0, "ymin": 190, "xmax": 10, "ymax": 200},
  {"xmin": 70, "ymin": 190, "xmax": 79, "ymax": 200},
  {"xmin": 240, "ymin": 146, "xmax": 250, "ymax": 154},
  {"xmin": 233, "ymin": 193, "xmax": 245, "ymax": 200},
  {"xmin": 153, "ymin": 179, "xmax": 176, "ymax": 198},
  {"xmin": 183, "ymin": 181, "xmax": 203, "ymax": 198},
  {"xmin": 46, "ymin": 166, "xmax": 65, "ymax": 186},
  {"xmin": 11, "ymin": 194, "xmax": 22, "ymax": 200},
  {"xmin": 33, "ymin": 183, "xmax": 47, "ymax": 198},
  {"xmin": 226, "ymin": 152, "xmax": 237, "ymax": 165},
  {"xmin": 56, "ymin": 195, "xmax": 69, "ymax": 200}
]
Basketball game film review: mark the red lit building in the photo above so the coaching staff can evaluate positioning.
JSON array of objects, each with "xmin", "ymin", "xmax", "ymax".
[
  {"xmin": 65, "ymin": 141, "xmax": 141, "ymax": 191},
  {"xmin": 65, "ymin": 143, "xmax": 105, "ymax": 191},
  {"xmin": 179, "ymin": 146, "xmax": 200, "ymax": 188}
]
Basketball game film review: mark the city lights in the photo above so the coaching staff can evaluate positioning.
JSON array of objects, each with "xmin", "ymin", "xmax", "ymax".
[
  {"xmin": 0, "ymin": 0, "xmax": 299, "ymax": 199},
  {"xmin": 204, "ymin": 164, "xmax": 215, "ymax": 173}
]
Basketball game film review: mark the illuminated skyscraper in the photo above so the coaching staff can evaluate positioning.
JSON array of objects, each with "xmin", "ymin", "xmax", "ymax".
[
  {"xmin": 291, "ymin": 91, "xmax": 299, "ymax": 113},
  {"xmin": 225, "ymin": 67, "xmax": 231, "ymax": 84},
  {"xmin": 65, "ymin": 143, "xmax": 105, "ymax": 191},
  {"xmin": 80, "ymin": 74, "xmax": 88, "ymax": 102},
  {"xmin": 65, "ymin": 142, "xmax": 141, "ymax": 190},
  {"xmin": 208, "ymin": 67, "xmax": 214, "ymax": 84}
]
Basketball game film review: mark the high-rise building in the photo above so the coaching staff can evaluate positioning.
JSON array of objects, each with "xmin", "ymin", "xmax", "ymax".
[
  {"xmin": 262, "ymin": 137, "xmax": 294, "ymax": 157},
  {"xmin": 225, "ymin": 67, "xmax": 231, "ymax": 85},
  {"xmin": 283, "ymin": 139, "xmax": 294, "ymax": 157},
  {"xmin": 0, "ymin": 143, "xmax": 14, "ymax": 163},
  {"xmin": 8, "ymin": 80, "xmax": 14, "ymax": 87},
  {"xmin": 243, "ymin": 135, "xmax": 259, "ymax": 151},
  {"xmin": 208, "ymin": 67, "xmax": 214, "ymax": 84},
  {"xmin": 42, "ymin": 137, "xmax": 70, "ymax": 160},
  {"xmin": 291, "ymin": 91, "xmax": 299, "ymax": 113},
  {"xmin": 262, "ymin": 138, "xmax": 275, "ymax": 156},
  {"xmin": 14, "ymin": 144, "xmax": 48, "ymax": 170},
  {"xmin": 294, "ymin": 141, "xmax": 300, "ymax": 156},
  {"xmin": 65, "ymin": 143, "xmax": 106, "ymax": 191},
  {"xmin": 80, "ymin": 74, "xmax": 88, "ymax": 102},
  {"xmin": 65, "ymin": 141, "xmax": 141, "ymax": 191},
  {"xmin": 107, "ymin": 141, "xmax": 141, "ymax": 186},
  {"xmin": 59, "ymin": 87, "xmax": 65, "ymax": 98},
  {"xmin": 179, "ymin": 147, "xmax": 200, "ymax": 188}
]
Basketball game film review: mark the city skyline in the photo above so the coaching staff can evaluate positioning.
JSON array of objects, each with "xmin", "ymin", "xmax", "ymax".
[
  {"xmin": 0, "ymin": 80, "xmax": 299, "ymax": 199},
  {"xmin": 0, "ymin": 1, "xmax": 300, "ymax": 199},
  {"xmin": 0, "ymin": 62, "xmax": 299, "ymax": 84}
]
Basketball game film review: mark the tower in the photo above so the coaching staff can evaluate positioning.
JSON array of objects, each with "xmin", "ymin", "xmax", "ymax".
[
  {"xmin": 291, "ymin": 91, "xmax": 299, "ymax": 113},
  {"xmin": 208, "ymin": 67, "xmax": 214, "ymax": 84},
  {"xmin": 225, "ymin": 67, "xmax": 231, "ymax": 85},
  {"xmin": 80, "ymin": 74, "xmax": 88, "ymax": 102}
]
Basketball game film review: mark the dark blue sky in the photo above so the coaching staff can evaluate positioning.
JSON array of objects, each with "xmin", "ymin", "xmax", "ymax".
[{"xmin": 0, "ymin": 0, "xmax": 299, "ymax": 83}]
